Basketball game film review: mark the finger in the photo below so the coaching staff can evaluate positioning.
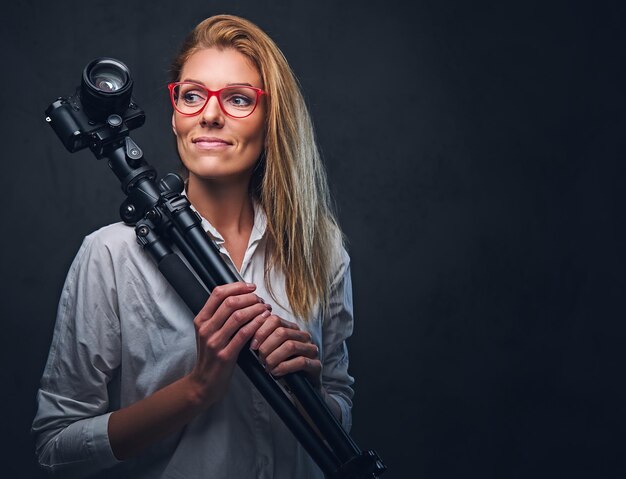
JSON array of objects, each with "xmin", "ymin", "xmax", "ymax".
[
  {"xmin": 270, "ymin": 356, "xmax": 322, "ymax": 382},
  {"xmin": 213, "ymin": 303, "xmax": 272, "ymax": 347},
  {"xmin": 199, "ymin": 291, "xmax": 267, "ymax": 336},
  {"xmin": 222, "ymin": 310, "xmax": 270, "ymax": 359},
  {"xmin": 256, "ymin": 326, "xmax": 311, "ymax": 361},
  {"xmin": 250, "ymin": 315, "xmax": 299, "ymax": 351},
  {"xmin": 264, "ymin": 339, "xmax": 319, "ymax": 371},
  {"xmin": 195, "ymin": 282, "xmax": 256, "ymax": 324}
]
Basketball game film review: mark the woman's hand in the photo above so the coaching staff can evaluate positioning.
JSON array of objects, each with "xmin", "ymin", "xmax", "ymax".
[
  {"xmin": 251, "ymin": 314, "xmax": 322, "ymax": 389},
  {"xmin": 108, "ymin": 282, "xmax": 270, "ymax": 460},
  {"xmin": 188, "ymin": 282, "xmax": 272, "ymax": 407}
]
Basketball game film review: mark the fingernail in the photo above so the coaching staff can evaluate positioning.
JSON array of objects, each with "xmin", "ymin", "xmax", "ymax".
[
  {"xmin": 261, "ymin": 309, "xmax": 271, "ymax": 317},
  {"xmin": 251, "ymin": 339, "xmax": 259, "ymax": 350},
  {"xmin": 246, "ymin": 283, "xmax": 256, "ymax": 289},
  {"xmin": 257, "ymin": 295, "xmax": 265, "ymax": 304}
]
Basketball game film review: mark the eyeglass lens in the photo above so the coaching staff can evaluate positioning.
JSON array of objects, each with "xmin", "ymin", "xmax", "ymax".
[{"xmin": 172, "ymin": 83, "xmax": 259, "ymax": 117}]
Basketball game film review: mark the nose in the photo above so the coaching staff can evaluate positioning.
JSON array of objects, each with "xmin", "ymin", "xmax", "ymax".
[{"xmin": 200, "ymin": 94, "xmax": 224, "ymax": 127}]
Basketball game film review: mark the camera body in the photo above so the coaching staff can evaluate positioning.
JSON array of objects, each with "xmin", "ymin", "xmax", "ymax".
[{"xmin": 45, "ymin": 57, "xmax": 145, "ymax": 155}]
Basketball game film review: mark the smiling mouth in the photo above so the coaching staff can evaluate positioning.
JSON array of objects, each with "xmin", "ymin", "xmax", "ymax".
[{"xmin": 192, "ymin": 137, "xmax": 232, "ymax": 149}]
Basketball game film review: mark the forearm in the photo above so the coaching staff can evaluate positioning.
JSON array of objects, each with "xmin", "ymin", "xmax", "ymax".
[
  {"xmin": 34, "ymin": 411, "xmax": 118, "ymax": 478},
  {"xmin": 108, "ymin": 374, "xmax": 207, "ymax": 460}
]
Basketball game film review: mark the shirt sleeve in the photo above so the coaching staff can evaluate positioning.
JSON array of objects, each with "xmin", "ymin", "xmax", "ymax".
[
  {"xmin": 31, "ymin": 233, "xmax": 122, "ymax": 478},
  {"xmin": 320, "ymin": 247, "xmax": 355, "ymax": 432}
]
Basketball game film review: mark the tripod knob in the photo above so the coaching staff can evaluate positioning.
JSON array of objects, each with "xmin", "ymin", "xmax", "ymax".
[
  {"xmin": 124, "ymin": 137, "xmax": 143, "ymax": 168},
  {"xmin": 159, "ymin": 173, "xmax": 185, "ymax": 194}
]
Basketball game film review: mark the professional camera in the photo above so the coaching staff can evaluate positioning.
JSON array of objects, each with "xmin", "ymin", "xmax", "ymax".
[{"xmin": 45, "ymin": 57, "xmax": 145, "ymax": 157}]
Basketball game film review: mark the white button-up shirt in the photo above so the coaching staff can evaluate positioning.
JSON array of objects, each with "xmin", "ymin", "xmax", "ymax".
[{"xmin": 32, "ymin": 201, "xmax": 354, "ymax": 478}]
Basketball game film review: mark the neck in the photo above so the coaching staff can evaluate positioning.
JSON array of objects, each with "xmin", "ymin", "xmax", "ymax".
[{"xmin": 186, "ymin": 173, "xmax": 254, "ymax": 236}]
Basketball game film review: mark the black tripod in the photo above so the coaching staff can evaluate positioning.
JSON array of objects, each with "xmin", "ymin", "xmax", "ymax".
[
  {"xmin": 44, "ymin": 54, "xmax": 386, "ymax": 476},
  {"xmin": 90, "ymin": 134, "xmax": 385, "ymax": 478}
]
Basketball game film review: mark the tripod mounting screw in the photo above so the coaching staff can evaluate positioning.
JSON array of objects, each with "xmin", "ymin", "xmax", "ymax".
[{"xmin": 137, "ymin": 225, "xmax": 149, "ymax": 237}]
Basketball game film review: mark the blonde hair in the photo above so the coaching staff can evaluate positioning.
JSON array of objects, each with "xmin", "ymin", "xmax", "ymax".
[{"xmin": 171, "ymin": 15, "xmax": 343, "ymax": 319}]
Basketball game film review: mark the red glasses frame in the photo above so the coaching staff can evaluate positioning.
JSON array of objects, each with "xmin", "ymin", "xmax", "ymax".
[{"xmin": 168, "ymin": 81, "xmax": 266, "ymax": 119}]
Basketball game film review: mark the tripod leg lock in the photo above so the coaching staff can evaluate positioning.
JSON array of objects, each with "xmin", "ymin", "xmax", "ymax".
[{"xmin": 332, "ymin": 449, "xmax": 387, "ymax": 479}]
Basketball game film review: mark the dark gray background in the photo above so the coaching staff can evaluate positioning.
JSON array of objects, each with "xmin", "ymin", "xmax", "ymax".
[{"xmin": 3, "ymin": 1, "xmax": 626, "ymax": 478}]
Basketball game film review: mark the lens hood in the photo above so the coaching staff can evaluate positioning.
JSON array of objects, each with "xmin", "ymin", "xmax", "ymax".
[{"xmin": 80, "ymin": 57, "xmax": 134, "ymax": 120}]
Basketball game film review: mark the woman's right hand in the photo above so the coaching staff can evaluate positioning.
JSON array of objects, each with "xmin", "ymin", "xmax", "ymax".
[
  {"xmin": 187, "ymin": 282, "xmax": 271, "ymax": 407},
  {"xmin": 109, "ymin": 282, "xmax": 270, "ymax": 460}
]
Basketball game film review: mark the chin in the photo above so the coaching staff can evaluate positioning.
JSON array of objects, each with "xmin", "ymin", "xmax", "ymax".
[
  {"xmin": 182, "ymin": 152, "xmax": 258, "ymax": 183},
  {"xmin": 189, "ymin": 166, "xmax": 253, "ymax": 184},
  {"xmin": 185, "ymin": 157, "xmax": 227, "ymax": 176}
]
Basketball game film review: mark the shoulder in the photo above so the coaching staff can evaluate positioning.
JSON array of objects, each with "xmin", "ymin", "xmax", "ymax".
[
  {"xmin": 83, "ymin": 222, "xmax": 138, "ymax": 251},
  {"xmin": 58, "ymin": 223, "xmax": 143, "ymax": 312},
  {"xmin": 84, "ymin": 222, "xmax": 138, "ymax": 248},
  {"xmin": 328, "ymin": 227, "xmax": 351, "ymax": 287},
  {"xmin": 73, "ymin": 222, "xmax": 141, "ymax": 270}
]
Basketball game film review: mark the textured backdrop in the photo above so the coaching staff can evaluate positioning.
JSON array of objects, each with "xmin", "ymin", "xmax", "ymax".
[{"xmin": 3, "ymin": 1, "xmax": 626, "ymax": 478}]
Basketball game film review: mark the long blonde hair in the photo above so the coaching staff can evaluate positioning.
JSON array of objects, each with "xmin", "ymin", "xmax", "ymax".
[{"xmin": 171, "ymin": 14, "xmax": 343, "ymax": 319}]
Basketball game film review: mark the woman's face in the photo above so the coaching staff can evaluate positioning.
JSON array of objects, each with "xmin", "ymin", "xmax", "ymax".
[{"xmin": 172, "ymin": 47, "xmax": 266, "ymax": 185}]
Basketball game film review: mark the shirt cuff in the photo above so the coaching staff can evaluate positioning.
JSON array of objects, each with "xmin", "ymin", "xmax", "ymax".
[{"xmin": 88, "ymin": 412, "xmax": 121, "ymax": 468}]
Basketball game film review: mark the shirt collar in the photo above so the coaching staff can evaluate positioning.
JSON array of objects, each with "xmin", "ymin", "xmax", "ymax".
[{"xmin": 181, "ymin": 187, "xmax": 267, "ymax": 247}]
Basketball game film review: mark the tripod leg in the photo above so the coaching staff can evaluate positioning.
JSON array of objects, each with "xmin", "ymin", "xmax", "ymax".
[{"xmin": 143, "ymin": 233, "xmax": 343, "ymax": 476}]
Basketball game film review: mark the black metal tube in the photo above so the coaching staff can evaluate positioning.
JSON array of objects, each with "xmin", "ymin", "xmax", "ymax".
[
  {"xmin": 146, "ymin": 238, "xmax": 341, "ymax": 475},
  {"xmin": 284, "ymin": 374, "xmax": 360, "ymax": 462},
  {"xmin": 164, "ymin": 195, "xmax": 372, "ymax": 473},
  {"xmin": 167, "ymin": 223, "xmax": 218, "ymax": 292},
  {"xmin": 158, "ymin": 253, "xmax": 209, "ymax": 314},
  {"xmin": 160, "ymin": 190, "xmax": 374, "ymax": 472},
  {"xmin": 98, "ymin": 137, "xmax": 385, "ymax": 478},
  {"xmin": 236, "ymin": 351, "xmax": 341, "ymax": 474}
]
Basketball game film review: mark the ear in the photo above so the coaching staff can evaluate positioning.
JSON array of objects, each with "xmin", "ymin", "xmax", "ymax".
[{"xmin": 171, "ymin": 113, "xmax": 178, "ymax": 136}]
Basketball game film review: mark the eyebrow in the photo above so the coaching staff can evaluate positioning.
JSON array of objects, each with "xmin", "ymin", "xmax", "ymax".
[{"xmin": 182, "ymin": 78, "xmax": 255, "ymax": 87}]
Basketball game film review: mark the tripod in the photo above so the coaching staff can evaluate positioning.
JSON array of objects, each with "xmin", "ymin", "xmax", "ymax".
[{"xmin": 92, "ymin": 133, "xmax": 386, "ymax": 478}]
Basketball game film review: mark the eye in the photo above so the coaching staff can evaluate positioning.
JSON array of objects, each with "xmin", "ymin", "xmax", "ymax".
[
  {"xmin": 221, "ymin": 87, "xmax": 257, "ymax": 110},
  {"xmin": 175, "ymin": 84, "xmax": 207, "ymax": 105},
  {"xmin": 182, "ymin": 90, "xmax": 206, "ymax": 105},
  {"xmin": 225, "ymin": 93, "xmax": 253, "ymax": 108}
]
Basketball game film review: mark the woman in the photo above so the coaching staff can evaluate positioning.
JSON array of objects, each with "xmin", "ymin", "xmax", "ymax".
[{"xmin": 32, "ymin": 14, "xmax": 354, "ymax": 479}]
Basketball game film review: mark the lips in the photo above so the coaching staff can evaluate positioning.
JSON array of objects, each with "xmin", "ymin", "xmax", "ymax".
[{"xmin": 192, "ymin": 136, "xmax": 232, "ymax": 146}]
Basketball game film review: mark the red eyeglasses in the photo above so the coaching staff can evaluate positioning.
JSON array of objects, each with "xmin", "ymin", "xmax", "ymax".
[{"xmin": 168, "ymin": 81, "xmax": 266, "ymax": 119}]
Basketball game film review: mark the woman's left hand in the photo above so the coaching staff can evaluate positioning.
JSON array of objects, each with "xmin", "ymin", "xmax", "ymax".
[{"xmin": 250, "ymin": 314, "xmax": 321, "ymax": 389}]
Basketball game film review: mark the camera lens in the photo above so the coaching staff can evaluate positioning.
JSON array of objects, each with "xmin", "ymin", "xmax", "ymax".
[
  {"xmin": 81, "ymin": 57, "xmax": 134, "ymax": 120},
  {"xmin": 88, "ymin": 61, "xmax": 128, "ymax": 92}
]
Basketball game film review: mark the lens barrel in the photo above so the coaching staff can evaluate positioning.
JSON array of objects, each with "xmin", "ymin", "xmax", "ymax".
[{"xmin": 81, "ymin": 57, "xmax": 133, "ymax": 120}]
